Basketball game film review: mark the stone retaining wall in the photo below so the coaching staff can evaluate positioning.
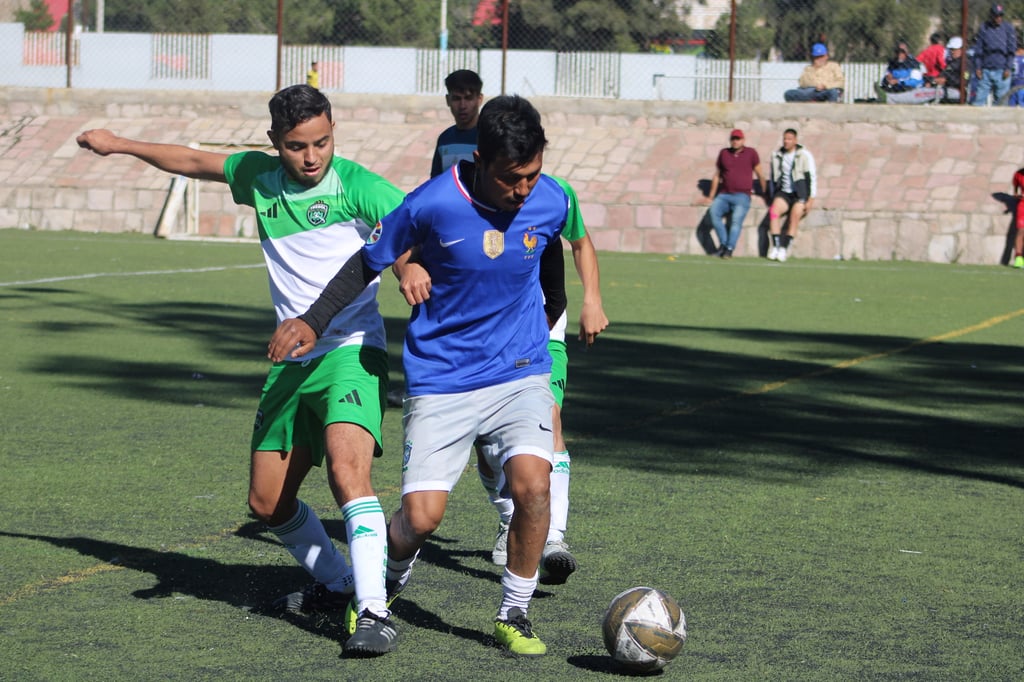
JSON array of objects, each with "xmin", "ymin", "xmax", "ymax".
[{"xmin": 1, "ymin": 87, "xmax": 1021, "ymax": 265}]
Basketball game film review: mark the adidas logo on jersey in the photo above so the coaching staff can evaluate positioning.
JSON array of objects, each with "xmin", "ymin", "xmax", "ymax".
[{"xmin": 260, "ymin": 203, "xmax": 279, "ymax": 219}]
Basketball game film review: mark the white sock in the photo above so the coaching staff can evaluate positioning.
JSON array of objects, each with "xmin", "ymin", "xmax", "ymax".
[
  {"xmin": 342, "ymin": 496, "xmax": 388, "ymax": 616},
  {"xmin": 497, "ymin": 567, "xmax": 538, "ymax": 620},
  {"xmin": 385, "ymin": 550, "xmax": 419, "ymax": 590},
  {"xmin": 479, "ymin": 465, "xmax": 514, "ymax": 525},
  {"xmin": 547, "ymin": 450, "xmax": 570, "ymax": 544},
  {"xmin": 269, "ymin": 499, "xmax": 353, "ymax": 594}
]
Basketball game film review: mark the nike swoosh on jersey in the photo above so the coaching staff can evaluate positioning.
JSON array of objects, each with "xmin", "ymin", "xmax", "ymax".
[{"xmin": 439, "ymin": 238, "xmax": 465, "ymax": 247}]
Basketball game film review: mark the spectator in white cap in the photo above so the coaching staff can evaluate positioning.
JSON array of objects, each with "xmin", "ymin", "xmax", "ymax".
[
  {"xmin": 784, "ymin": 43, "xmax": 845, "ymax": 102},
  {"xmin": 935, "ymin": 35, "xmax": 971, "ymax": 103}
]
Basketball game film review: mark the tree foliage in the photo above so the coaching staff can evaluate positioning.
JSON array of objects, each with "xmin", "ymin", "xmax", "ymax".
[
  {"xmin": 16, "ymin": 0, "xmax": 55, "ymax": 31},
  {"xmin": 504, "ymin": 0, "xmax": 686, "ymax": 52},
  {"xmin": 705, "ymin": 0, "xmax": 774, "ymax": 60}
]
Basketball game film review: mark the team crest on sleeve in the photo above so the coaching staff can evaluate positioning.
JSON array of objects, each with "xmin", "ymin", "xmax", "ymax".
[
  {"xmin": 483, "ymin": 230, "xmax": 504, "ymax": 259},
  {"xmin": 367, "ymin": 221, "xmax": 383, "ymax": 244},
  {"xmin": 306, "ymin": 200, "xmax": 329, "ymax": 226},
  {"xmin": 522, "ymin": 227, "xmax": 538, "ymax": 254}
]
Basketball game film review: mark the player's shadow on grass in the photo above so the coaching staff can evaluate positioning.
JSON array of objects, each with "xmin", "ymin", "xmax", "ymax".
[
  {"xmin": 0, "ymin": 530, "xmax": 353, "ymax": 639},
  {"xmin": 0, "ymin": 528, "xmax": 507, "ymax": 651}
]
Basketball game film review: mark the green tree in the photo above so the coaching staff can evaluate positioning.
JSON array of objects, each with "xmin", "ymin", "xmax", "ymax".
[
  {"xmin": 506, "ymin": 0, "xmax": 686, "ymax": 53},
  {"xmin": 705, "ymin": 0, "xmax": 774, "ymax": 60},
  {"xmin": 16, "ymin": 0, "xmax": 55, "ymax": 31},
  {"xmin": 762, "ymin": 0, "xmax": 934, "ymax": 62}
]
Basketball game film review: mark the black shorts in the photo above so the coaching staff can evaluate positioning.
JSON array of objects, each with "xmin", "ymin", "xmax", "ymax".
[{"xmin": 774, "ymin": 192, "xmax": 805, "ymax": 207}]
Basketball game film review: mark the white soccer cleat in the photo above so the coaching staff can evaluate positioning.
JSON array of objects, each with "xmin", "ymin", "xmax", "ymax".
[
  {"xmin": 768, "ymin": 245, "xmax": 779, "ymax": 261},
  {"xmin": 777, "ymin": 246, "xmax": 788, "ymax": 262}
]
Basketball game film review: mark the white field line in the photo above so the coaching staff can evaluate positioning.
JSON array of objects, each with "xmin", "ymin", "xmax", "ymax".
[{"xmin": 0, "ymin": 263, "xmax": 264, "ymax": 288}]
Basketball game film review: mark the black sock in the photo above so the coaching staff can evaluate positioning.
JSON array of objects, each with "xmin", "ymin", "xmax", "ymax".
[
  {"xmin": 772, "ymin": 234, "xmax": 782, "ymax": 247},
  {"xmin": 781, "ymin": 235, "xmax": 793, "ymax": 248}
]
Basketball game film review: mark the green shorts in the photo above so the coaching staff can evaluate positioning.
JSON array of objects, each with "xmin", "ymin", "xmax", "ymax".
[
  {"xmin": 548, "ymin": 339, "xmax": 568, "ymax": 407},
  {"xmin": 251, "ymin": 345, "xmax": 388, "ymax": 466}
]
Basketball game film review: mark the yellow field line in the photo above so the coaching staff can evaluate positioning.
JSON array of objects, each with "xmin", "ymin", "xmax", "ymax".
[{"xmin": 0, "ymin": 563, "xmax": 126, "ymax": 607}]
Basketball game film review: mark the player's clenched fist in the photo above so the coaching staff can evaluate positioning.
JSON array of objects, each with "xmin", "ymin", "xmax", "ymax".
[
  {"xmin": 267, "ymin": 318, "xmax": 316, "ymax": 362},
  {"xmin": 76, "ymin": 129, "xmax": 122, "ymax": 156}
]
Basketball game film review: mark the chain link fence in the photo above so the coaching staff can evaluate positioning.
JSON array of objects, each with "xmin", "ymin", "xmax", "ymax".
[{"xmin": 0, "ymin": 0, "xmax": 1017, "ymax": 103}]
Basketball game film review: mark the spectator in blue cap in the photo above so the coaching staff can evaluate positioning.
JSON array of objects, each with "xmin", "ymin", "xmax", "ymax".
[
  {"xmin": 784, "ymin": 43, "xmax": 845, "ymax": 102},
  {"xmin": 973, "ymin": 3, "xmax": 1017, "ymax": 105}
]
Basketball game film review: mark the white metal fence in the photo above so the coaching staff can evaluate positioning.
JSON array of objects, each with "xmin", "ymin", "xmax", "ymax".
[{"xmin": 2, "ymin": 24, "xmax": 894, "ymax": 104}]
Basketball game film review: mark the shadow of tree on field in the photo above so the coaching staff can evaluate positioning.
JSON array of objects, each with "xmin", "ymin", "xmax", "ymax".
[
  {"xmin": 562, "ymin": 322, "xmax": 1024, "ymax": 489},
  {"xmin": 15, "ymin": 287, "xmax": 1024, "ymax": 491}
]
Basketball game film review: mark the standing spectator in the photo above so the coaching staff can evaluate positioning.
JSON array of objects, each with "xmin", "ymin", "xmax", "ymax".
[
  {"xmin": 918, "ymin": 33, "xmax": 947, "ymax": 81},
  {"xmin": 973, "ymin": 4, "xmax": 1017, "ymax": 106},
  {"xmin": 935, "ymin": 36, "xmax": 971, "ymax": 103},
  {"xmin": 784, "ymin": 43, "xmax": 846, "ymax": 102},
  {"xmin": 700, "ymin": 129, "xmax": 767, "ymax": 258},
  {"xmin": 306, "ymin": 60, "xmax": 319, "ymax": 89},
  {"xmin": 767, "ymin": 128, "xmax": 816, "ymax": 262},
  {"xmin": 1007, "ymin": 42, "xmax": 1024, "ymax": 105}
]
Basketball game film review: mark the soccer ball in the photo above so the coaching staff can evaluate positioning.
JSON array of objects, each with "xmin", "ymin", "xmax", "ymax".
[{"xmin": 602, "ymin": 586, "xmax": 687, "ymax": 672}]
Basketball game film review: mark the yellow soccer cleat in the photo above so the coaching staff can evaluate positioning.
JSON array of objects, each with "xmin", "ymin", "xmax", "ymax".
[{"xmin": 494, "ymin": 607, "xmax": 547, "ymax": 657}]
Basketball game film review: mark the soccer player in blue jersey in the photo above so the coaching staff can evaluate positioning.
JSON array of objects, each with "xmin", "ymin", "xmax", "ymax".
[
  {"xmin": 268, "ymin": 95, "xmax": 590, "ymax": 656},
  {"xmin": 77, "ymin": 85, "xmax": 402, "ymax": 657},
  {"xmin": 412, "ymin": 71, "xmax": 607, "ymax": 585}
]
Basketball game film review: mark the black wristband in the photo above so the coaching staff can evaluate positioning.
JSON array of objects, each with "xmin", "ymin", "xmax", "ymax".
[{"xmin": 299, "ymin": 251, "xmax": 380, "ymax": 337}]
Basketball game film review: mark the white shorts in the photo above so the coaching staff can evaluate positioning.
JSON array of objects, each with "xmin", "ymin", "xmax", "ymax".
[{"xmin": 400, "ymin": 374, "xmax": 554, "ymax": 495}]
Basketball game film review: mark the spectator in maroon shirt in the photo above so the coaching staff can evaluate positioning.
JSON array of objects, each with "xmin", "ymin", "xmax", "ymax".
[{"xmin": 700, "ymin": 129, "xmax": 767, "ymax": 258}]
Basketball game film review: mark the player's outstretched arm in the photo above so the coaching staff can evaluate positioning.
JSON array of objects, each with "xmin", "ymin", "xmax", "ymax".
[
  {"xmin": 76, "ymin": 129, "xmax": 227, "ymax": 183},
  {"xmin": 569, "ymin": 233, "xmax": 609, "ymax": 346}
]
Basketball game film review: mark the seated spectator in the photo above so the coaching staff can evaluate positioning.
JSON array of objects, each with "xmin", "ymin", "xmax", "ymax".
[
  {"xmin": 918, "ymin": 33, "xmax": 947, "ymax": 81},
  {"xmin": 784, "ymin": 43, "xmax": 845, "ymax": 102},
  {"xmin": 881, "ymin": 42, "xmax": 925, "ymax": 92},
  {"xmin": 934, "ymin": 36, "xmax": 971, "ymax": 103}
]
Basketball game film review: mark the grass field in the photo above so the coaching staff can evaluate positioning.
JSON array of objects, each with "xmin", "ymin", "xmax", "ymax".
[{"xmin": 1, "ymin": 228, "xmax": 1023, "ymax": 681}]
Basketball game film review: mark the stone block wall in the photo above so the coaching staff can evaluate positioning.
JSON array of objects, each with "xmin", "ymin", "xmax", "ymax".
[{"xmin": 1, "ymin": 87, "xmax": 1020, "ymax": 265}]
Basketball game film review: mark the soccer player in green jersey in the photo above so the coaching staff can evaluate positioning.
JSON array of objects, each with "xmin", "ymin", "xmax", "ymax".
[{"xmin": 76, "ymin": 84, "xmax": 403, "ymax": 657}]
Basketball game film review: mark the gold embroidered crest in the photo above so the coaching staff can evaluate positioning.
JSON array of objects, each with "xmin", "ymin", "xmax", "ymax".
[{"xmin": 483, "ymin": 230, "xmax": 504, "ymax": 259}]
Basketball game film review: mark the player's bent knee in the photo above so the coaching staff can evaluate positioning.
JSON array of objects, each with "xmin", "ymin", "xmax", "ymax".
[
  {"xmin": 248, "ymin": 492, "xmax": 292, "ymax": 526},
  {"xmin": 400, "ymin": 492, "xmax": 447, "ymax": 536}
]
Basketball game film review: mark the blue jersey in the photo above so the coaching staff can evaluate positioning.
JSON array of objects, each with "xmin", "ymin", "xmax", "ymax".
[
  {"xmin": 431, "ymin": 125, "xmax": 478, "ymax": 177},
  {"xmin": 363, "ymin": 164, "xmax": 569, "ymax": 395}
]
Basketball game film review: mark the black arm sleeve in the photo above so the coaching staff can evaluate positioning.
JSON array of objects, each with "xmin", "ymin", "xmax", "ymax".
[
  {"xmin": 539, "ymin": 238, "xmax": 567, "ymax": 327},
  {"xmin": 298, "ymin": 251, "xmax": 382, "ymax": 337}
]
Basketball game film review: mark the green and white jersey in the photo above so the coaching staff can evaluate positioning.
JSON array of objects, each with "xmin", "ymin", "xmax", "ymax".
[
  {"xmin": 224, "ymin": 152, "xmax": 405, "ymax": 361},
  {"xmin": 550, "ymin": 175, "xmax": 586, "ymax": 343}
]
